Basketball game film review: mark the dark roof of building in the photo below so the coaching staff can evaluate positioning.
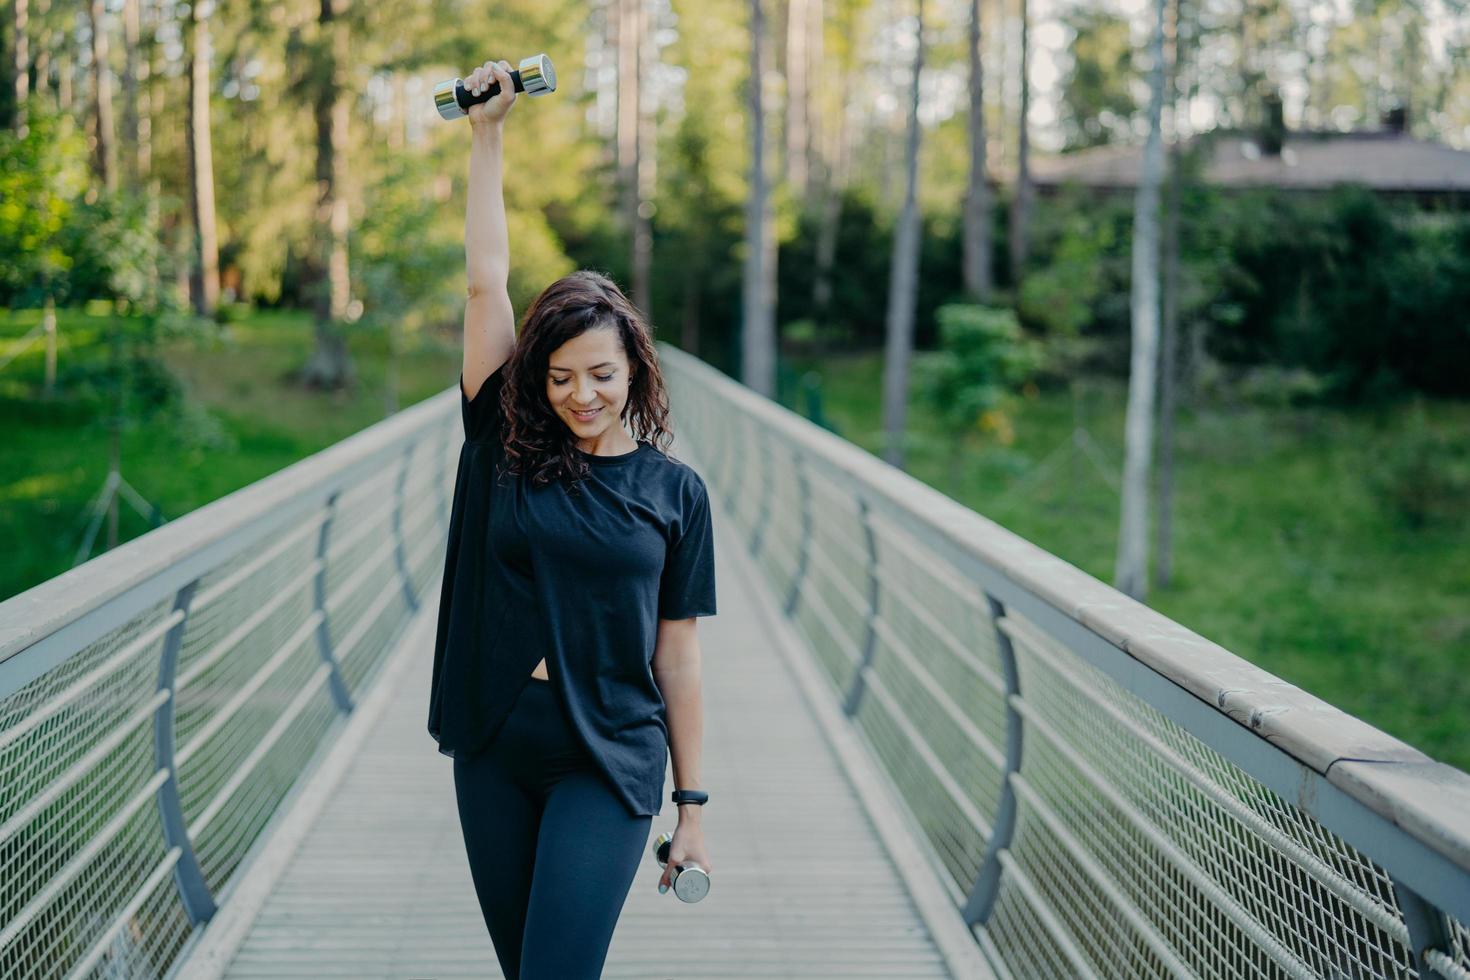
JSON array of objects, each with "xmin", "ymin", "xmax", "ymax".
[{"xmin": 1030, "ymin": 129, "xmax": 1470, "ymax": 193}]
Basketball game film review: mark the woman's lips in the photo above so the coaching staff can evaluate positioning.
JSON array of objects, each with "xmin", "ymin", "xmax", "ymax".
[{"xmin": 571, "ymin": 407, "xmax": 601, "ymax": 421}]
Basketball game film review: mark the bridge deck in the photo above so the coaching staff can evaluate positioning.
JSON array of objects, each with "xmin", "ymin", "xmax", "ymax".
[{"xmin": 212, "ymin": 519, "xmax": 955, "ymax": 978}]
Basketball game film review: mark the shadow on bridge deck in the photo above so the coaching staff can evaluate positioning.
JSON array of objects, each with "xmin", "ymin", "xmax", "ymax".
[{"xmin": 174, "ymin": 501, "xmax": 974, "ymax": 979}]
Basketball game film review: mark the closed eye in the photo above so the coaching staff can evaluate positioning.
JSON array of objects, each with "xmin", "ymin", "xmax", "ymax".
[{"xmin": 552, "ymin": 375, "xmax": 614, "ymax": 385}]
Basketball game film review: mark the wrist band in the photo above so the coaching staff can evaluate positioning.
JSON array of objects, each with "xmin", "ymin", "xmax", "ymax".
[{"xmin": 671, "ymin": 789, "xmax": 709, "ymax": 806}]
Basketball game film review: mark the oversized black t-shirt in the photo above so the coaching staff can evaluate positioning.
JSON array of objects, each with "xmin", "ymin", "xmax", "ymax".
[{"xmin": 428, "ymin": 361, "xmax": 717, "ymax": 817}]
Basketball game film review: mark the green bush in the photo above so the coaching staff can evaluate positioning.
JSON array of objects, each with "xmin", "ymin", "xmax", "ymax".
[
  {"xmin": 1369, "ymin": 408, "xmax": 1470, "ymax": 528},
  {"xmin": 916, "ymin": 304, "xmax": 1044, "ymax": 447}
]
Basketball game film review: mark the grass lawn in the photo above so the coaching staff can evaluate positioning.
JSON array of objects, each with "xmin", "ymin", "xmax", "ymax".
[
  {"xmin": 1, "ymin": 304, "xmax": 461, "ymax": 604},
  {"xmin": 776, "ymin": 350, "xmax": 1470, "ymax": 772}
]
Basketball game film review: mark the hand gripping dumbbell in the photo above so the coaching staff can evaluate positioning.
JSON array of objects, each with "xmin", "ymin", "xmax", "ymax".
[{"xmin": 433, "ymin": 53, "xmax": 557, "ymax": 121}]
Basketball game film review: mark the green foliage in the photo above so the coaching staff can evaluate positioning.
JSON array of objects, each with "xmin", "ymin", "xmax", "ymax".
[
  {"xmin": 1368, "ymin": 405, "xmax": 1470, "ymax": 529},
  {"xmin": 352, "ymin": 154, "xmax": 467, "ymax": 338},
  {"xmin": 0, "ymin": 109, "xmax": 89, "ymax": 306},
  {"xmin": 1059, "ymin": 9, "xmax": 1138, "ymax": 150},
  {"xmin": 915, "ymin": 304, "xmax": 1043, "ymax": 446},
  {"xmin": 1211, "ymin": 184, "xmax": 1470, "ymax": 398},
  {"xmin": 1018, "ymin": 187, "xmax": 1128, "ymax": 337},
  {"xmin": 1016, "ymin": 179, "xmax": 1470, "ymax": 399}
]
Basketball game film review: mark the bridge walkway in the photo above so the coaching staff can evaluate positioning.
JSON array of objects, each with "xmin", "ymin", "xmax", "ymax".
[{"xmin": 204, "ymin": 516, "xmax": 961, "ymax": 979}]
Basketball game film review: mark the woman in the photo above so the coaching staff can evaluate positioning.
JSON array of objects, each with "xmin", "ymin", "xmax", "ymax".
[{"xmin": 426, "ymin": 59, "xmax": 718, "ymax": 979}]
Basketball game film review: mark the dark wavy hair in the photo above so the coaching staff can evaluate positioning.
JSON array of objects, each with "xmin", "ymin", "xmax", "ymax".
[{"xmin": 497, "ymin": 270, "xmax": 676, "ymax": 492}]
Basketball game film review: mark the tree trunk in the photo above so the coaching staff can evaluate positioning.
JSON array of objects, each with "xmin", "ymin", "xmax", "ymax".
[
  {"xmin": 1155, "ymin": 0, "xmax": 1189, "ymax": 591},
  {"xmin": 12, "ymin": 0, "xmax": 28, "ymax": 135},
  {"xmin": 633, "ymin": 0, "xmax": 655, "ymax": 316},
  {"xmin": 811, "ymin": 28, "xmax": 854, "ymax": 340},
  {"xmin": 742, "ymin": 0, "xmax": 776, "ymax": 396},
  {"xmin": 32, "ymin": 0, "xmax": 48, "ymax": 109},
  {"xmin": 186, "ymin": 0, "xmax": 220, "ymax": 317},
  {"xmin": 88, "ymin": 0, "xmax": 117, "ymax": 191},
  {"xmin": 121, "ymin": 0, "xmax": 141, "ymax": 188},
  {"xmin": 1007, "ymin": 0, "xmax": 1030, "ymax": 284},
  {"xmin": 1114, "ymin": 0, "xmax": 1168, "ymax": 601},
  {"xmin": 805, "ymin": 0, "xmax": 824, "ymax": 199},
  {"xmin": 962, "ymin": 0, "xmax": 991, "ymax": 302},
  {"xmin": 57, "ymin": 49, "xmax": 70, "ymax": 113},
  {"xmin": 302, "ymin": 0, "xmax": 354, "ymax": 389},
  {"xmin": 881, "ymin": 0, "xmax": 925, "ymax": 471},
  {"xmin": 618, "ymin": 0, "xmax": 639, "ymax": 265},
  {"xmin": 785, "ymin": 0, "xmax": 809, "ymax": 195}
]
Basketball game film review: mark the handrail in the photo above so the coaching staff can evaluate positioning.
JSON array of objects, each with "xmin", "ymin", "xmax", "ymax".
[
  {"xmin": 658, "ymin": 342, "xmax": 1470, "ymax": 978},
  {"xmin": 0, "ymin": 385, "xmax": 460, "ymax": 980}
]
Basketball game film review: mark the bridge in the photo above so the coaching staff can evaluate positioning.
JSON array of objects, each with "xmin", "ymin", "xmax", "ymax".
[{"xmin": 2, "ymin": 344, "xmax": 1467, "ymax": 979}]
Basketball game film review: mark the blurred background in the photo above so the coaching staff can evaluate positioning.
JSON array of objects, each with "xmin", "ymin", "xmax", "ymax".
[{"xmin": 0, "ymin": 0, "xmax": 1465, "ymax": 769}]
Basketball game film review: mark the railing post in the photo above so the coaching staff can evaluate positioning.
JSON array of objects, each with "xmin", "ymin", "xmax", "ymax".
[
  {"xmin": 1393, "ymin": 877, "xmax": 1452, "ymax": 979},
  {"xmin": 392, "ymin": 444, "xmax": 419, "ymax": 612},
  {"xmin": 154, "ymin": 579, "xmax": 216, "ymax": 925},
  {"xmin": 964, "ymin": 594, "xmax": 1024, "ymax": 926},
  {"xmin": 314, "ymin": 492, "xmax": 354, "ymax": 714},
  {"xmin": 748, "ymin": 429, "xmax": 774, "ymax": 557},
  {"xmin": 434, "ymin": 419, "xmax": 452, "ymax": 534},
  {"xmin": 841, "ymin": 495, "xmax": 881, "ymax": 717},
  {"xmin": 783, "ymin": 453, "xmax": 812, "ymax": 616},
  {"xmin": 720, "ymin": 413, "xmax": 747, "ymax": 518}
]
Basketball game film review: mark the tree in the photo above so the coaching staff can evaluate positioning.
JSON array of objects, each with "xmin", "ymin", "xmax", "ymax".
[
  {"xmin": 1008, "ymin": 0, "xmax": 1031, "ymax": 282},
  {"xmin": 185, "ymin": 0, "xmax": 220, "ymax": 317},
  {"xmin": 743, "ymin": 0, "xmax": 776, "ymax": 397},
  {"xmin": 87, "ymin": 0, "xmax": 116, "ymax": 191},
  {"xmin": 785, "ymin": 0, "xmax": 811, "ymax": 195},
  {"xmin": 1115, "ymin": 0, "xmax": 1168, "ymax": 600},
  {"xmin": 962, "ymin": 0, "xmax": 991, "ymax": 302},
  {"xmin": 300, "ymin": 0, "xmax": 355, "ymax": 389},
  {"xmin": 11, "ymin": 0, "xmax": 29, "ymax": 135},
  {"xmin": 881, "ymin": 0, "xmax": 925, "ymax": 470}
]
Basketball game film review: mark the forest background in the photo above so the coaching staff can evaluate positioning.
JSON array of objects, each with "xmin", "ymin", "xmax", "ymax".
[{"xmin": 1, "ymin": 0, "xmax": 1468, "ymax": 766}]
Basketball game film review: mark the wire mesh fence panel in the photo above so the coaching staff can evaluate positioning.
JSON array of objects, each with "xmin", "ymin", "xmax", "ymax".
[
  {"xmin": 661, "ymin": 344, "xmax": 1470, "ymax": 980},
  {"xmin": 0, "ymin": 387, "xmax": 460, "ymax": 979}
]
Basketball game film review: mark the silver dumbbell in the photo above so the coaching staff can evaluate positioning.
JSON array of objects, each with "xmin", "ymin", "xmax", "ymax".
[{"xmin": 433, "ymin": 53, "xmax": 557, "ymax": 121}]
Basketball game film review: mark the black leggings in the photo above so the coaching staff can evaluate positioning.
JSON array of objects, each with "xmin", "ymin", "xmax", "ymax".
[{"xmin": 452, "ymin": 676, "xmax": 653, "ymax": 979}]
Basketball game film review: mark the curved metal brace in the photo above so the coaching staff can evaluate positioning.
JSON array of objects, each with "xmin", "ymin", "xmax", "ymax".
[
  {"xmin": 964, "ymin": 593, "xmax": 1024, "ymax": 927},
  {"xmin": 783, "ymin": 453, "xmax": 813, "ymax": 617},
  {"xmin": 748, "ymin": 427, "xmax": 775, "ymax": 557},
  {"xmin": 392, "ymin": 443, "xmax": 420, "ymax": 612},
  {"xmin": 841, "ymin": 494, "xmax": 881, "ymax": 717},
  {"xmin": 314, "ymin": 492, "xmax": 354, "ymax": 714},
  {"xmin": 1393, "ymin": 876, "xmax": 1454, "ymax": 979},
  {"xmin": 154, "ymin": 579, "xmax": 216, "ymax": 926}
]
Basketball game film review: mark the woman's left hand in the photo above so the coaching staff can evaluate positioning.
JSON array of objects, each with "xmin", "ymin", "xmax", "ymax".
[{"xmin": 658, "ymin": 822, "xmax": 712, "ymax": 893}]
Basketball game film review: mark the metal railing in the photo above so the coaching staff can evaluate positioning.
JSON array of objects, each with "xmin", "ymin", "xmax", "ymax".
[
  {"xmin": 660, "ymin": 344, "xmax": 1470, "ymax": 979},
  {"xmin": 0, "ymin": 388, "xmax": 460, "ymax": 980}
]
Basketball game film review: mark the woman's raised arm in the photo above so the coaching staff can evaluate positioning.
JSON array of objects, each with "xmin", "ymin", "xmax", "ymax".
[{"xmin": 462, "ymin": 59, "xmax": 518, "ymax": 401}]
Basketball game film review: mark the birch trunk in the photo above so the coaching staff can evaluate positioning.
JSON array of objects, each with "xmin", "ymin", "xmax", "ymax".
[
  {"xmin": 962, "ymin": 0, "xmax": 991, "ymax": 301},
  {"xmin": 186, "ymin": 0, "xmax": 220, "ymax": 316},
  {"xmin": 881, "ymin": 0, "xmax": 925, "ymax": 470},
  {"xmin": 742, "ymin": 0, "xmax": 776, "ymax": 396},
  {"xmin": 302, "ymin": 0, "xmax": 354, "ymax": 388},
  {"xmin": 88, "ymin": 0, "xmax": 116, "ymax": 191},
  {"xmin": 1007, "ymin": 0, "xmax": 1030, "ymax": 283},
  {"xmin": 1114, "ymin": 0, "xmax": 1168, "ymax": 600}
]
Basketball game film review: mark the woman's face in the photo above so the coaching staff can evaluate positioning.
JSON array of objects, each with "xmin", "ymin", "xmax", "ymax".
[{"xmin": 544, "ymin": 327, "xmax": 634, "ymax": 443}]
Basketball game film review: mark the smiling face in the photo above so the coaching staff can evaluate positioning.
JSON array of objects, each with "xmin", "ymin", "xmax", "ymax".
[{"xmin": 545, "ymin": 326, "xmax": 636, "ymax": 451}]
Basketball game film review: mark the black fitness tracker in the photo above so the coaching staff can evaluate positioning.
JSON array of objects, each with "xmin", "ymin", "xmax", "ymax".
[{"xmin": 671, "ymin": 789, "xmax": 709, "ymax": 806}]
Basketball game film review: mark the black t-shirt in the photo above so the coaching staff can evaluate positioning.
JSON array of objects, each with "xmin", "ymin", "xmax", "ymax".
[{"xmin": 428, "ymin": 362, "xmax": 718, "ymax": 817}]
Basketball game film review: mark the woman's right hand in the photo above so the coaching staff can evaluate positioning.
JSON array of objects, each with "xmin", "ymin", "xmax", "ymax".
[{"xmin": 464, "ymin": 59, "xmax": 518, "ymax": 129}]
